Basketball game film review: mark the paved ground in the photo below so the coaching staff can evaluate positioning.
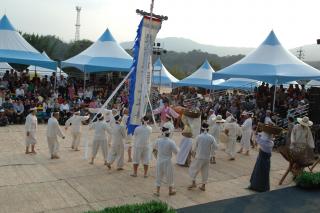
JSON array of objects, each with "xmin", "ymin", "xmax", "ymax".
[{"xmin": 0, "ymin": 124, "xmax": 305, "ymax": 213}]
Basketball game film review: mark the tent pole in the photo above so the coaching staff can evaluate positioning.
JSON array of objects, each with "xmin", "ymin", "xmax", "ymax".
[
  {"xmin": 83, "ymin": 68, "xmax": 86, "ymax": 98},
  {"xmin": 272, "ymin": 79, "xmax": 278, "ymax": 112}
]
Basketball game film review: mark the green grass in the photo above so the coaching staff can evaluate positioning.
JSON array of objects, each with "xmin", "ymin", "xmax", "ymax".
[
  {"xmin": 295, "ymin": 171, "xmax": 320, "ymax": 189},
  {"xmin": 85, "ymin": 200, "xmax": 176, "ymax": 213}
]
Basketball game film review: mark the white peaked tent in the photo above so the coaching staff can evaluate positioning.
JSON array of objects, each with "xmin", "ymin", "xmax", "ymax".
[
  {"xmin": 62, "ymin": 29, "xmax": 133, "ymax": 72},
  {"xmin": 0, "ymin": 62, "xmax": 12, "ymax": 70},
  {"xmin": 152, "ymin": 58, "xmax": 178, "ymax": 88},
  {"xmin": 213, "ymin": 30, "xmax": 320, "ymax": 84},
  {"xmin": 174, "ymin": 59, "xmax": 224, "ymax": 89},
  {"xmin": 28, "ymin": 52, "xmax": 68, "ymax": 77},
  {"xmin": 0, "ymin": 15, "xmax": 56, "ymax": 69},
  {"xmin": 306, "ymin": 80, "xmax": 320, "ymax": 88}
]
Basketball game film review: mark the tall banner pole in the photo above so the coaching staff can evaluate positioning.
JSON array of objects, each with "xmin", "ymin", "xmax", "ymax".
[{"xmin": 127, "ymin": 1, "xmax": 168, "ymax": 134}]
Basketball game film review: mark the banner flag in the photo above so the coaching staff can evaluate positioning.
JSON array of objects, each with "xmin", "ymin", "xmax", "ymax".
[{"xmin": 127, "ymin": 16, "xmax": 162, "ymax": 134}]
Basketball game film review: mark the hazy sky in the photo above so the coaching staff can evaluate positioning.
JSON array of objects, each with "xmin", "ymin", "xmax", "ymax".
[{"xmin": 1, "ymin": 0, "xmax": 320, "ymax": 48}]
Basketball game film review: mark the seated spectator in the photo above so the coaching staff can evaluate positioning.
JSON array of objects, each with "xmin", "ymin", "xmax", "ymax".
[
  {"xmin": 2, "ymin": 97, "xmax": 16, "ymax": 124},
  {"xmin": 0, "ymin": 109, "xmax": 8, "ymax": 126},
  {"xmin": 15, "ymin": 86, "xmax": 25, "ymax": 98},
  {"xmin": 14, "ymin": 99, "xmax": 25, "ymax": 123},
  {"xmin": 60, "ymin": 100, "xmax": 70, "ymax": 112}
]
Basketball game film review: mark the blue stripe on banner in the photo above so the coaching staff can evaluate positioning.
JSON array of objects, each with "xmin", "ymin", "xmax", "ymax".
[{"xmin": 127, "ymin": 18, "xmax": 144, "ymax": 135}]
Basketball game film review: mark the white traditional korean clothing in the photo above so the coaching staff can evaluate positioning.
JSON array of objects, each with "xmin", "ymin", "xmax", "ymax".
[
  {"xmin": 107, "ymin": 123, "xmax": 127, "ymax": 168},
  {"xmin": 25, "ymin": 113, "xmax": 38, "ymax": 145},
  {"xmin": 132, "ymin": 124, "xmax": 152, "ymax": 165},
  {"xmin": 154, "ymin": 137, "xmax": 178, "ymax": 187},
  {"xmin": 47, "ymin": 117, "xmax": 64, "ymax": 156},
  {"xmin": 65, "ymin": 115, "xmax": 89, "ymax": 149},
  {"xmin": 224, "ymin": 122, "xmax": 240, "ymax": 158},
  {"xmin": 176, "ymin": 136, "xmax": 193, "ymax": 165},
  {"xmin": 89, "ymin": 120, "xmax": 109, "ymax": 162},
  {"xmin": 189, "ymin": 132, "xmax": 218, "ymax": 184},
  {"xmin": 290, "ymin": 124, "xmax": 315, "ymax": 149},
  {"xmin": 240, "ymin": 117, "xmax": 253, "ymax": 152},
  {"xmin": 209, "ymin": 122, "xmax": 224, "ymax": 158}
]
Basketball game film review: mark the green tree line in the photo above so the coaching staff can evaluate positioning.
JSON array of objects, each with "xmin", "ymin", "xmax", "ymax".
[{"xmin": 20, "ymin": 32, "xmax": 245, "ymax": 79}]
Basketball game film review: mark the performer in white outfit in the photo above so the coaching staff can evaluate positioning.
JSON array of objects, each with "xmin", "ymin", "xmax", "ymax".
[
  {"xmin": 209, "ymin": 115, "xmax": 225, "ymax": 164},
  {"xmin": 188, "ymin": 122, "xmax": 218, "ymax": 191},
  {"xmin": 121, "ymin": 108, "xmax": 133, "ymax": 162},
  {"xmin": 25, "ymin": 107, "xmax": 38, "ymax": 154},
  {"xmin": 131, "ymin": 116, "xmax": 152, "ymax": 177},
  {"xmin": 153, "ymin": 125, "xmax": 178, "ymax": 196},
  {"xmin": 89, "ymin": 113, "xmax": 109, "ymax": 165},
  {"xmin": 176, "ymin": 131, "xmax": 193, "ymax": 167},
  {"xmin": 290, "ymin": 116, "xmax": 315, "ymax": 149},
  {"xmin": 65, "ymin": 111, "xmax": 90, "ymax": 151},
  {"xmin": 207, "ymin": 109, "xmax": 216, "ymax": 126},
  {"xmin": 238, "ymin": 111, "xmax": 253, "ymax": 155},
  {"xmin": 47, "ymin": 112, "xmax": 65, "ymax": 159},
  {"xmin": 225, "ymin": 111, "xmax": 233, "ymax": 123},
  {"xmin": 106, "ymin": 115, "xmax": 127, "ymax": 170},
  {"xmin": 224, "ymin": 116, "xmax": 240, "ymax": 160}
]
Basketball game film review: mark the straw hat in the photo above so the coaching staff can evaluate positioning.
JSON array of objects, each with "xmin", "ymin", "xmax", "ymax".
[
  {"xmin": 29, "ymin": 107, "xmax": 37, "ymax": 111},
  {"xmin": 214, "ymin": 115, "xmax": 225, "ymax": 123},
  {"xmin": 297, "ymin": 116, "xmax": 313, "ymax": 127}
]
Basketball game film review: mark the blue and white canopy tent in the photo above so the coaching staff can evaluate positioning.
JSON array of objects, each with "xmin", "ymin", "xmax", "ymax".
[
  {"xmin": 213, "ymin": 78, "xmax": 260, "ymax": 91},
  {"xmin": 213, "ymin": 31, "xmax": 320, "ymax": 84},
  {"xmin": 152, "ymin": 58, "xmax": 178, "ymax": 88},
  {"xmin": 213, "ymin": 30, "xmax": 320, "ymax": 110},
  {"xmin": 62, "ymin": 29, "xmax": 133, "ymax": 73},
  {"xmin": 174, "ymin": 59, "xmax": 224, "ymax": 89},
  {"xmin": 0, "ymin": 15, "xmax": 56, "ymax": 70},
  {"xmin": 28, "ymin": 52, "xmax": 68, "ymax": 78}
]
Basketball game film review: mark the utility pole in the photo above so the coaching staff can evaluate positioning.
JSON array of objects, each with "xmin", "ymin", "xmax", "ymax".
[
  {"xmin": 296, "ymin": 47, "xmax": 305, "ymax": 60},
  {"xmin": 75, "ymin": 6, "xmax": 81, "ymax": 41}
]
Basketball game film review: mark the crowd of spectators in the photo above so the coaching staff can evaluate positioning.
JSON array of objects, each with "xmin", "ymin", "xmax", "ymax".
[
  {"xmin": 0, "ymin": 69, "xmax": 129, "ymax": 126},
  {"xmin": 0, "ymin": 68, "xmax": 314, "ymax": 129}
]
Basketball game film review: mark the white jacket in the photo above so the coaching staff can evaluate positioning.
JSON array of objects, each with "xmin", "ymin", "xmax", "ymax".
[
  {"xmin": 154, "ymin": 137, "xmax": 178, "ymax": 162},
  {"xmin": 133, "ymin": 124, "xmax": 152, "ymax": 148},
  {"xmin": 89, "ymin": 120, "xmax": 109, "ymax": 141},
  {"xmin": 65, "ymin": 115, "xmax": 89, "ymax": 133},
  {"xmin": 193, "ymin": 132, "xmax": 218, "ymax": 160},
  {"xmin": 25, "ymin": 114, "xmax": 37, "ymax": 133},
  {"xmin": 107, "ymin": 123, "xmax": 127, "ymax": 146},
  {"xmin": 47, "ymin": 117, "xmax": 64, "ymax": 138}
]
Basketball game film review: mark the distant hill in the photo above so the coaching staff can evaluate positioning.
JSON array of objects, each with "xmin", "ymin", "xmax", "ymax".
[
  {"xmin": 121, "ymin": 37, "xmax": 320, "ymax": 61},
  {"xmin": 121, "ymin": 37, "xmax": 253, "ymax": 57}
]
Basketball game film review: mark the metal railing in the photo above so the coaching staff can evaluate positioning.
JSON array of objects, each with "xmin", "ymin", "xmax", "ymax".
[{"xmin": 275, "ymin": 104, "xmax": 309, "ymax": 128}]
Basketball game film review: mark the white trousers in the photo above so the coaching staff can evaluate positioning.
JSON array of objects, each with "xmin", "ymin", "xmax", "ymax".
[
  {"xmin": 132, "ymin": 146, "xmax": 150, "ymax": 165},
  {"xmin": 92, "ymin": 139, "xmax": 108, "ymax": 162},
  {"xmin": 240, "ymin": 130, "xmax": 251, "ymax": 151},
  {"xmin": 189, "ymin": 158, "xmax": 210, "ymax": 184},
  {"xmin": 26, "ymin": 131, "xmax": 37, "ymax": 146},
  {"xmin": 71, "ymin": 132, "xmax": 81, "ymax": 149},
  {"xmin": 107, "ymin": 144, "xmax": 124, "ymax": 168},
  {"xmin": 47, "ymin": 137, "xmax": 59, "ymax": 156},
  {"xmin": 226, "ymin": 138, "xmax": 236, "ymax": 158},
  {"xmin": 156, "ymin": 159, "xmax": 174, "ymax": 187}
]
